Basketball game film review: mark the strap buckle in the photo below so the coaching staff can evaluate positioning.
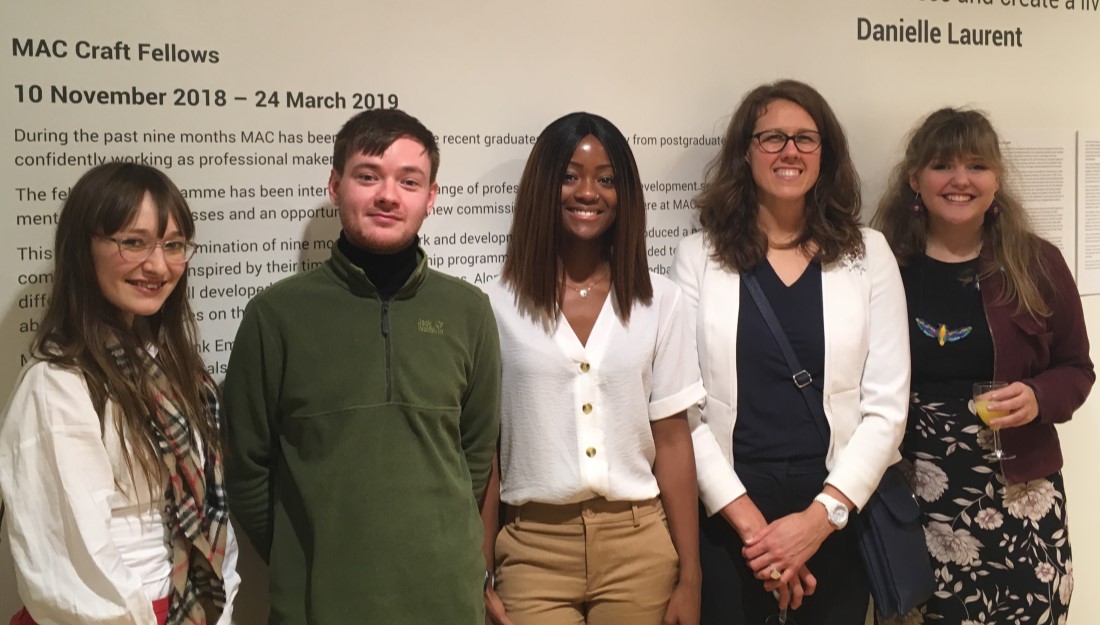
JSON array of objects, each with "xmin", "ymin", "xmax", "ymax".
[{"xmin": 793, "ymin": 370, "xmax": 812, "ymax": 389}]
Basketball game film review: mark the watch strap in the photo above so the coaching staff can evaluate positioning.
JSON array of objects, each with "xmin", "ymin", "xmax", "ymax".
[{"xmin": 814, "ymin": 493, "xmax": 848, "ymax": 529}]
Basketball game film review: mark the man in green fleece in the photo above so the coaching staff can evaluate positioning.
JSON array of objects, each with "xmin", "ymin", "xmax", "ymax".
[{"xmin": 224, "ymin": 109, "xmax": 501, "ymax": 624}]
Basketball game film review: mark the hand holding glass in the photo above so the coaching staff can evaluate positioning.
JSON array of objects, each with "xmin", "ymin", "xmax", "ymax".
[{"xmin": 973, "ymin": 381, "xmax": 1015, "ymax": 461}]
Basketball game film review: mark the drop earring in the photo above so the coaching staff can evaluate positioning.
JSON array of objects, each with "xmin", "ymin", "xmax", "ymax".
[
  {"xmin": 988, "ymin": 199, "xmax": 1001, "ymax": 215},
  {"xmin": 910, "ymin": 192, "xmax": 925, "ymax": 214}
]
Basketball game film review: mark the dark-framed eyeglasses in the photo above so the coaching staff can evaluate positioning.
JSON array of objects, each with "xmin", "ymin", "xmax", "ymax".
[
  {"xmin": 752, "ymin": 130, "xmax": 822, "ymax": 154},
  {"xmin": 99, "ymin": 235, "xmax": 198, "ymax": 264}
]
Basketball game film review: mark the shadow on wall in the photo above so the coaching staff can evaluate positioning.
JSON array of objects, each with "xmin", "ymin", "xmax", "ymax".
[
  {"xmin": 230, "ymin": 519, "xmax": 270, "ymax": 623},
  {"xmin": 3, "ymin": 283, "xmax": 47, "ymax": 382},
  {"xmin": 298, "ymin": 208, "xmax": 341, "ymax": 271},
  {"xmin": 226, "ymin": 206, "xmax": 338, "ymax": 623},
  {"xmin": 0, "ymin": 511, "xmax": 19, "ymax": 619}
]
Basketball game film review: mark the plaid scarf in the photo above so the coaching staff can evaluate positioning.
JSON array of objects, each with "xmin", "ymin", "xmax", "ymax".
[{"xmin": 107, "ymin": 334, "xmax": 229, "ymax": 625}]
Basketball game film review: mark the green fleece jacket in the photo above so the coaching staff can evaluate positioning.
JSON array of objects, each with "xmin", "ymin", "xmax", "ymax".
[{"xmin": 224, "ymin": 245, "xmax": 501, "ymax": 625}]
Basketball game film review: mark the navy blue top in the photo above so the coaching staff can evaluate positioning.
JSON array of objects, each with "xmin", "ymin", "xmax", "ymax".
[{"xmin": 734, "ymin": 260, "xmax": 829, "ymax": 461}]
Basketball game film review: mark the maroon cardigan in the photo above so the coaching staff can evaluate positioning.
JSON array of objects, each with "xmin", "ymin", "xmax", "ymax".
[{"xmin": 981, "ymin": 239, "xmax": 1095, "ymax": 484}]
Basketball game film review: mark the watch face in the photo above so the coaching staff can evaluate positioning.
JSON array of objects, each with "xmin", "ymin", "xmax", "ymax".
[
  {"xmin": 816, "ymin": 495, "xmax": 848, "ymax": 528},
  {"xmin": 830, "ymin": 506, "xmax": 848, "ymax": 526}
]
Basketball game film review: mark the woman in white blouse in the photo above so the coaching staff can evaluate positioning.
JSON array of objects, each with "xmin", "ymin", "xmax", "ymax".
[
  {"xmin": 0, "ymin": 163, "xmax": 239, "ymax": 625},
  {"xmin": 482, "ymin": 112, "xmax": 705, "ymax": 625},
  {"xmin": 671, "ymin": 80, "xmax": 909, "ymax": 624}
]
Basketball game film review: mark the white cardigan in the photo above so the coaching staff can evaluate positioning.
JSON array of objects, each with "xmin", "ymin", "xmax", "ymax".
[{"xmin": 671, "ymin": 228, "xmax": 910, "ymax": 515}]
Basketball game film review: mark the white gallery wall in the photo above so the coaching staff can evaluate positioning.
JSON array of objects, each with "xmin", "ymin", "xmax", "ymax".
[{"xmin": 2, "ymin": 1, "xmax": 1098, "ymax": 621}]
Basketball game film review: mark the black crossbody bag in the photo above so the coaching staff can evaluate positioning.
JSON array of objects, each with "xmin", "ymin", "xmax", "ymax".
[{"xmin": 742, "ymin": 271, "xmax": 934, "ymax": 619}]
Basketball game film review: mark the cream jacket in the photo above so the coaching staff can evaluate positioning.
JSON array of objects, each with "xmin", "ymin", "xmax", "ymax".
[
  {"xmin": 0, "ymin": 361, "xmax": 240, "ymax": 625},
  {"xmin": 671, "ymin": 228, "xmax": 910, "ymax": 514}
]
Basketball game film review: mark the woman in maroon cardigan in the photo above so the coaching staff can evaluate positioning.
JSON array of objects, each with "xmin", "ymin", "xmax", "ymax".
[{"xmin": 872, "ymin": 107, "xmax": 1093, "ymax": 624}]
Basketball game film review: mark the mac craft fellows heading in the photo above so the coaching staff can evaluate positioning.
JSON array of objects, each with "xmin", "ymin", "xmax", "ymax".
[{"xmin": 857, "ymin": 17, "xmax": 1024, "ymax": 48}]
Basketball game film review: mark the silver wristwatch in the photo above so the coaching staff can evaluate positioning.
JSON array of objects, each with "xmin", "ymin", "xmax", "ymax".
[{"xmin": 813, "ymin": 493, "xmax": 849, "ymax": 530}]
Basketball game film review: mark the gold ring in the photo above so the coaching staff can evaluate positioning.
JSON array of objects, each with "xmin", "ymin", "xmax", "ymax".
[{"xmin": 769, "ymin": 568, "xmax": 781, "ymax": 580}]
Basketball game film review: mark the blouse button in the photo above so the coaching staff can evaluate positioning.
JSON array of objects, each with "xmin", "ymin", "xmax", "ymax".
[
  {"xmin": 580, "ymin": 362, "xmax": 590, "ymax": 373},
  {"xmin": 582, "ymin": 403, "xmax": 593, "ymax": 414},
  {"xmin": 586, "ymin": 447, "xmax": 597, "ymax": 457}
]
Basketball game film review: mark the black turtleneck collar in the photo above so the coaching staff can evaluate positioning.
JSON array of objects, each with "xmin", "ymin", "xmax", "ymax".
[{"xmin": 336, "ymin": 232, "xmax": 420, "ymax": 300}]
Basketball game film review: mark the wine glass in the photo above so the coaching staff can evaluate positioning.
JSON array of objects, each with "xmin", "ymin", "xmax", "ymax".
[{"xmin": 973, "ymin": 381, "xmax": 1015, "ymax": 462}]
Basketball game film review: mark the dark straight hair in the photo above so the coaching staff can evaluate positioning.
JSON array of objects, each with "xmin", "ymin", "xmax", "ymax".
[{"xmin": 501, "ymin": 111, "xmax": 652, "ymax": 322}]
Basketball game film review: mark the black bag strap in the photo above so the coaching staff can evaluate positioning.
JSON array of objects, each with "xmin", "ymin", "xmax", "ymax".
[{"xmin": 741, "ymin": 271, "xmax": 830, "ymax": 446}]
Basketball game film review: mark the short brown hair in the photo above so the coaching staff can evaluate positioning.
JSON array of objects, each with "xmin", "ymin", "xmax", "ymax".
[{"xmin": 332, "ymin": 109, "xmax": 440, "ymax": 181}]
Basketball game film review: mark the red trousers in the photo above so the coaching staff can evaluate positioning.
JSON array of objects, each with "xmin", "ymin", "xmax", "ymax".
[{"xmin": 11, "ymin": 596, "xmax": 170, "ymax": 625}]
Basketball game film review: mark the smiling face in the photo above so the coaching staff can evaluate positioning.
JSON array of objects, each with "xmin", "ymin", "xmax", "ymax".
[
  {"xmin": 748, "ymin": 99, "xmax": 822, "ymax": 211},
  {"xmin": 560, "ymin": 135, "xmax": 618, "ymax": 244},
  {"xmin": 329, "ymin": 136, "xmax": 438, "ymax": 253},
  {"xmin": 92, "ymin": 193, "xmax": 186, "ymax": 326},
  {"xmin": 911, "ymin": 155, "xmax": 999, "ymax": 233}
]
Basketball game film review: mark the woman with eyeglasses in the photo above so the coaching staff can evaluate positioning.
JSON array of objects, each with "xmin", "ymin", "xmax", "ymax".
[
  {"xmin": 0, "ymin": 162, "xmax": 240, "ymax": 625},
  {"xmin": 871, "ymin": 108, "xmax": 1092, "ymax": 624},
  {"xmin": 671, "ymin": 79, "xmax": 909, "ymax": 625}
]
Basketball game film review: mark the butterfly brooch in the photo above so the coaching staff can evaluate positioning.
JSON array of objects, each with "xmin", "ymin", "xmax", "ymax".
[{"xmin": 915, "ymin": 317, "xmax": 972, "ymax": 347}]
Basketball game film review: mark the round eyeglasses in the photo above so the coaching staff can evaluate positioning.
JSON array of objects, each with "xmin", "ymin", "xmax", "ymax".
[
  {"xmin": 100, "ymin": 236, "xmax": 198, "ymax": 264},
  {"xmin": 752, "ymin": 130, "xmax": 822, "ymax": 154}
]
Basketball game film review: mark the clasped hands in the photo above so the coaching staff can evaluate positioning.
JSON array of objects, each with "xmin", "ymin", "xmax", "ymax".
[{"xmin": 729, "ymin": 498, "xmax": 832, "ymax": 611}]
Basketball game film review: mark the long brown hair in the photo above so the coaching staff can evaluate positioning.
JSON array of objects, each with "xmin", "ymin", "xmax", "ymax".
[
  {"xmin": 32, "ymin": 162, "xmax": 220, "ymax": 486},
  {"xmin": 871, "ymin": 108, "xmax": 1050, "ymax": 318},
  {"xmin": 695, "ymin": 79, "xmax": 864, "ymax": 272},
  {"xmin": 501, "ymin": 112, "xmax": 652, "ymax": 321}
]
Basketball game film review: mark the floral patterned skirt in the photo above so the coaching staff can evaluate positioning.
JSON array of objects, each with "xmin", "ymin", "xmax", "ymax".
[{"xmin": 885, "ymin": 392, "xmax": 1073, "ymax": 625}]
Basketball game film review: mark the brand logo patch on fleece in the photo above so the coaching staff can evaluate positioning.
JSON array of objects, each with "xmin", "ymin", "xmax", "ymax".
[{"xmin": 417, "ymin": 319, "xmax": 445, "ymax": 335}]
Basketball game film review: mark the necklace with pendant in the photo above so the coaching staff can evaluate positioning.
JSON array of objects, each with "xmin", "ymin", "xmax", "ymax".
[
  {"xmin": 914, "ymin": 255, "xmax": 981, "ymax": 346},
  {"xmin": 564, "ymin": 268, "xmax": 609, "ymax": 299}
]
